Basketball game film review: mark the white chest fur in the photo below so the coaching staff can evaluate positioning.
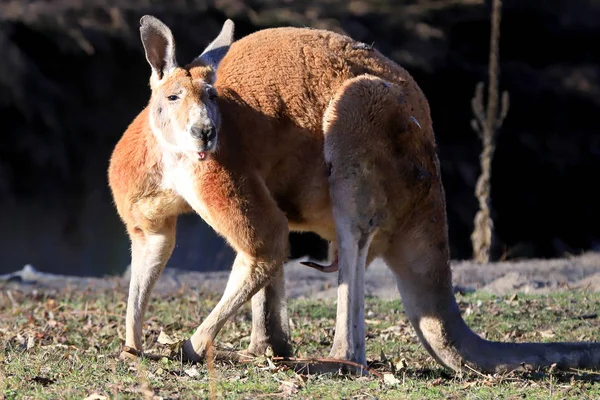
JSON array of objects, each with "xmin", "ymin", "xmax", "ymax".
[{"xmin": 160, "ymin": 153, "xmax": 213, "ymax": 224}]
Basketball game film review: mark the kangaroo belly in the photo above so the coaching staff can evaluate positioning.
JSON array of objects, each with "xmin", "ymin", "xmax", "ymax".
[{"xmin": 267, "ymin": 150, "xmax": 336, "ymax": 241}]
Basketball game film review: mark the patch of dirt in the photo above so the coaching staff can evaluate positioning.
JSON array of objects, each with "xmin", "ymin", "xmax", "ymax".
[{"xmin": 2, "ymin": 252, "xmax": 599, "ymax": 298}]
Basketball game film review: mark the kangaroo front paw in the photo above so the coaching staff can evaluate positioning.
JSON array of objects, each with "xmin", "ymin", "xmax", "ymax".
[{"xmin": 182, "ymin": 339, "xmax": 205, "ymax": 363}]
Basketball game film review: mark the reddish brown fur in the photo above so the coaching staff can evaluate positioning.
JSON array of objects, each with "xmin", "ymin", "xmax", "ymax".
[{"xmin": 109, "ymin": 20, "xmax": 600, "ymax": 373}]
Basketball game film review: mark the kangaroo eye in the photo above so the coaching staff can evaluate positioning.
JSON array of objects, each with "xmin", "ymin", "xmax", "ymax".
[{"xmin": 167, "ymin": 95, "xmax": 179, "ymax": 101}]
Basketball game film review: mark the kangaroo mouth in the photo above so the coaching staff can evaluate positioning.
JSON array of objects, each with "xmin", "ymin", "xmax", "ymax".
[
  {"xmin": 193, "ymin": 140, "xmax": 216, "ymax": 161},
  {"xmin": 187, "ymin": 150, "xmax": 210, "ymax": 162}
]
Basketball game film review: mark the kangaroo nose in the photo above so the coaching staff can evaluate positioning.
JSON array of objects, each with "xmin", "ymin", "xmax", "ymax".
[{"xmin": 191, "ymin": 125, "xmax": 216, "ymax": 142}]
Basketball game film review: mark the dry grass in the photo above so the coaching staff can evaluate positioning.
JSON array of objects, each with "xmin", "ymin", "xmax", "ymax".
[{"xmin": 1, "ymin": 284, "xmax": 599, "ymax": 399}]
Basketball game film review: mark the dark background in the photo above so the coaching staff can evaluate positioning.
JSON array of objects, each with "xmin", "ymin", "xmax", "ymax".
[{"xmin": 1, "ymin": 0, "xmax": 599, "ymax": 276}]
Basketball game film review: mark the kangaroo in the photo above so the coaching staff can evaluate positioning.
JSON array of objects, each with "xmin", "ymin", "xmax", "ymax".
[{"xmin": 108, "ymin": 15, "xmax": 600, "ymax": 374}]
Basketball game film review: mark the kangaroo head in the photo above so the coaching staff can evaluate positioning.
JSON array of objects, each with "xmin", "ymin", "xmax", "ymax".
[{"xmin": 139, "ymin": 15, "xmax": 234, "ymax": 161}]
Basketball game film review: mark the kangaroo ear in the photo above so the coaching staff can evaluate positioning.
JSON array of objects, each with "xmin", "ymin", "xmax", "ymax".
[
  {"xmin": 194, "ymin": 19, "xmax": 235, "ymax": 73},
  {"xmin": 140, "ymin": 15, "xmax": 178, "ymax": 84}
]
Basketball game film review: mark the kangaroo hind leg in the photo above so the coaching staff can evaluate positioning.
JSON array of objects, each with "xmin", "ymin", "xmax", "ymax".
[
  {"xmin": 246, "ymin": 267, "xmax": 292, "ymax": 357},
  {"xmin": 323, "ymin": 75, "xmax": 395, "ymax": 367}
]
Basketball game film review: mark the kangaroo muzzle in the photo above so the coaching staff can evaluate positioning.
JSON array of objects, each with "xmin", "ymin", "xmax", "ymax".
[{"xmin": 191, "ymin": 124, "xmax": 217, "ymax": 151}]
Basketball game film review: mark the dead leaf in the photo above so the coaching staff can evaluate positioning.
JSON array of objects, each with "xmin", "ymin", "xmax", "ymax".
[
  {"xmin": 45, "ymin": 299, "xmax": 57, "ymax": 309},
  {"xmin": 295, "ymin": 373, "xmax": 308, "ymax": 385},
  {"xmin": 264, "ymin": 357, "xmax": 277, "ymax": 371},
  {"xmin": 156, "ymin": 331, "xmax": 184, "ymax": 358},
  {"xmin": 157, "ymin": 330, "xmax": 177, "ymax": 345},
  {"xmin": 254, "ymin": 355, "xmax": 277, "ymax": 371},
  {"xmin": 14, "ymin": 334, "xmax": 34, "ymax": 351},
  {"xmin": 184, "ymin": 366, "xmax": 200, "ymax": 378},
  {"xmin": 83, "ymin": 394, "xmax": 108, "ymax": 400},
  {"xmin": 278, "ymin": 381, "xmax": 299, "ymax": 395},
  {"xmin": 264, "ymin": 345, "xmax": 274, "ymax": 358},
  {"xmin": 394, "ymin": 357, "xmax": 408, "ymax": 372},
  {"xmin": 539, "ymin": 330, "xmax": 555, "ymax": 339},
  {"xmin": 26, "ymin": 335, "xmax": 35, "ymax": 350},
  {"xmin": 383, "ymin": 373, "xmax": 400, "ymax": 386}
]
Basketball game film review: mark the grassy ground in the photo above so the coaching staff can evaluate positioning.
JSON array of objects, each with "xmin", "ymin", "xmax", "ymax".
[{"xmin": 1, "ymin": 285, "xmax": 599, "ymax": 399}]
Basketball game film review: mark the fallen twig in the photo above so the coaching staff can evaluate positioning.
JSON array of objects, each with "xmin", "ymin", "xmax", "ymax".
[
  {"xmin": 121, "ymin": 345, "xmax": 384, "ymax": 378},
  {"xmin": 271, "ymin": 356, "xmax": 383, "ymax": 378},
  {"xmin": 211, "ymin": 349, "xmax": 383, "ymax": 378}
]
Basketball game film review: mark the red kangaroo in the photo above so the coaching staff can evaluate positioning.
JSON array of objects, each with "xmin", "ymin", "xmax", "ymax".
[{"xmin": 108, "ymin": 15, "xmax": 600, "ymax": 373}]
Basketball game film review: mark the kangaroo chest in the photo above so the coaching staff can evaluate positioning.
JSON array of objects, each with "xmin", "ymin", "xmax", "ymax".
[{"xmin": 159, "ymin": 155, "xmax": 213, "ymax": 224}]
